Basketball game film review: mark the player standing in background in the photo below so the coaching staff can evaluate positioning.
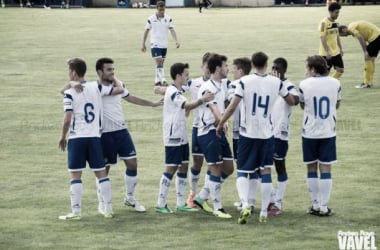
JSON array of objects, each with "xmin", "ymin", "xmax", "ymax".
[
  {"xmin": 198, "ymin": 0, "xmax": 213, "ymax": 13},
  {"xmin": 216, "ymin": 52, "xmax": 296, "ymax": 224},
  {"xmin": 155, "ymin": 63, "xmax": 214, "ymax": 213},
  {"xmin": 95, "ymin": 58, "xmax": 163, "ymax": 214},
  {"xmin": 227, "ymin": 57, "xmax": 257, "ymax": 214},
  {"xmin": 299, "ymin": 55, "xmax": 341, "ymax": 216},
  {"xmin": 141, "ymin": 0, "xmax": 180, "ymax": 86},
  {"xmin": 193, "ymin": 54, "xmax": 234, "ymax": 219},
  {"xmin": 267, "ymin": 57, "xmax": 299, "ymax": 217},
  {"xmin": 318, "ymin": 2, "xmax": 344, "ymax": 79},
  {"xmin": 58, "ymin": 58, "xmax": 124, "ymax": 220},
  {"xmin": 339, "ymin": 21, "xmax": 380, "ymax": 89}
]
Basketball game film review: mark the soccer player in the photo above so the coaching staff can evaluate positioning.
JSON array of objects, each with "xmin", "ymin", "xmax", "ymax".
[
  {"xmin": 267, "ymin": 57, "xmax": 299, "ymax": 217},
  {"xmin": 227, "ymin": 57, "xmax": 258, "ymax": 214},
  {"xmin": 339, "ymin": 21, "xmax": 380, "ymax": 88},
  {"xmin": 299, "ymin": 55, "xmax": 341, "ymax": 217},
  {"xmin": 141, "ymin": 0, "xmax": 180, "ymax": 86},
  {"xmin": 318, "ymin": 2, "xmax": 344, "ymax": 79},
  {"xmin": 198, "ymin": 0, "xmax": 213, "ymax": 13},
  {"xmin": 58, "ymin": 58, "xmax": 123, "ymax": 220},
  {"xmin": 95, "ymin": 58, "xmax": 163, "ymax": 214},
  {"xmin": 216, "ymin": 52, "xmax": 296, "ymax": 224},
  {"xmin": 193, "ymin": 54, "xmax": 234, "ymax": 219},
  {"xmin": 185, "ymin": 52, "xmax": 213, "ymax": 208},
  {"xmin": 155, "ymin": 62, "xmax": 214, "ymax": 213}
]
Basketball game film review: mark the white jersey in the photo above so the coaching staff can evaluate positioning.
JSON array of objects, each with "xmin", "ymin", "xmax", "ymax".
[
  {"xmin": 299, "ymin": 76, "xmax": 341, "ymax": 139},
  {"xmin": 272, "ymin": 79, "xmax": 299, "ymax": 141},
  {"xmin": 145, "ymin": 14, "xmax": 174, "ymax": 49},
  {"xmin": 197, "ymin": 79, "xmax": 228, "ymax": 136},
  {"xmin": 227, "ymin": 79, "xmax": 241, "ymax": 139},
  {"xmin": 187, "ymin": 77, "xmax": 207, "ymax": 128},
  {"xmin": 101, "ymin": 82, "xmax": 130, "ymax": 133},
  {"xmin": 163, "ymin": 84, "xmax": 188, "ymax": 146},
  {"xmin": 235, "ymin": 73, "xmax": 290, "ymax": 139},
  {"xmin": 63, "ymin": 81, "xmax": 113, "ymax": 139}
]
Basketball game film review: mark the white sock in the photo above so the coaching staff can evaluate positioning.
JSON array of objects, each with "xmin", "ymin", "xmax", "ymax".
[
  {"xmin": 236, "ymin": 174, "xmax": 249, "ymax": 209},
  {"xmin": 209, "ymin": 175, "xmax": 222, "ymax": 211},
  {"xmin": 95, "ymin": 178, "xmax": 103, "ymax": 211},
  {"xmin": 275, "ymin": 180, "xmax": 287, "ymax": 209},
  {"xmin": 319, "ymin": 173, "xmax": 332, "ymax": 213},
  {"xmin": 157, "ymin": 173, "xmax": 172, "ymax": 208},
  {"xmin": 125, "ymin": 173, "xmax": 137, "ymax": 201},
  {"xmin": 307, "ymin": 173, "xmax": 319, "ymax": 209},
  {"xmin": 260, "ymin": 174, "xmax": 273, "ymax": 217},
  {"xmin": 155, "ymin": 68, "xmax": 160, "ymax": 83},
  {"xmin": 99, "ymin": 177, "xmax": 112, "ymax": 214},
  {"xmin": 248, "ymin": 176, "xmax": 259, "ymax": 207},
  {"xmin": 176, "ymin": 173, "xmax": 187, "ymax": 207},
  {"xmin": 70, "ymin": 180, "xmax": 83, "ymax": 215},
  {"xmin": 189, "ymin": 167, "xmax": 200, "ymax": 195}
]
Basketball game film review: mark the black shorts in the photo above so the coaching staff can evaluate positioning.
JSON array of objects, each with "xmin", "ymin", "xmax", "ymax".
[
  {"xmin": 324, "ymin": 54, "xmax": 344, "ymax": 70},
  {"xmin": 367, "ymin": 35, "xmax": 380, "ymax": 58}
]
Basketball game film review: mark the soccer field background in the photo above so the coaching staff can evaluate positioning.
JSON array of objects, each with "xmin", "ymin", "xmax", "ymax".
[{"xmin": 0, "ymin": 5, "xmax": 379, "ymax": 250}]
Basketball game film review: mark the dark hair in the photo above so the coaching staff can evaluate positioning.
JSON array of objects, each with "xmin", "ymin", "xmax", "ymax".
[
  {"xmin": 202, "ymin": 52, "xmax": 213, "ymax": 65},
  {"xmin": 306, "ymin": 55, "xmax": 328, "ymax": 76},
  {"xmin": 233, "ymin": 57, "xmax": 252, "ymax": 75},
  {"xmin": 96, "ymin": 57, "xmax": 114, "ymax": 72},
  {"xmin": 273, "ymin": 57, "xmax": 288, "ymax": 71},
  {"xmin": 157, "ymin": 0, "xmax": 165, "ymax": 8},
  {"xmin": 251, "ymin": 52, "xmax": 268, "ymax": 69},
  {"xmin": 207, "ymin": 54, "xmax": 227, "ymax": 74},
  {"xmin": 67, "ymin": 58, "xmax": 86, "ymax": 77},
  {"xmin": 338, "ymin": 25, "xmax": 347, "ymax": 34},
  {"xmin": 170, "ymin": 62, "xmax": 189, "ymax": 80},
  {"xmin": 328, "ymin": 2, "xmax": 341, "ymax": 12}
]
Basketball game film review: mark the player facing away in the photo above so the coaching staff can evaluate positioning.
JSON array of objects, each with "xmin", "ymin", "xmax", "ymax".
[
  {"xmin": 95, "ymin": 58, "xmax": 163, "ymax": 214},
  {"xmin": 267, "ymin": 57, "xmax": 299, "ymax": 217},
  {"xmin": 193, "ymin": 54, "xmax": 235, "ymax": 219},
  {"xmin": 58, "ymin": 58, "xmax": 124, "ymax": 220},
  {"xmin": 227, "ymin": 57, "xmax": 258, "ymax": 214},
  {"xmin": 299, "ymin": 55, "xmax": 341, "ymax": 216},
  {"xmin": 198, "ymin": 0, "xmax": 213, "ymax": 13},
  {"xmin": 155, "ymin": 63, "xmax": 214, "ymax": 213},
  {"xmin": 318, "ymin": 2, "xmax": 344, "ymax": 79},
  {"xmin": 216, "ymin": 52, "xmax": 296, "ymax": 224},
  {"xmin": 339, "ymin": 21, "xmax": 380, "ymax": 89},
  {"xmin": 141, "ymin": 0, "xmax": 180, "ymax": 86}
]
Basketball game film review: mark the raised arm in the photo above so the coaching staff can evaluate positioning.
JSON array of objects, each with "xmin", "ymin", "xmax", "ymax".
[{"xmin": 124, "ymin": 95, "xmax": 163, "ymax": 107}]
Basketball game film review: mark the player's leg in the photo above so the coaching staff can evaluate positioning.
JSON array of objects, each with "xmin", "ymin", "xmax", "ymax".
[
  {"xmin": 303, "ymin": 137, "xmax": 320, "ymax": 215},
  {"xmin": 331, "ymin": 55, "xmax": 344, "ymax": 79}
]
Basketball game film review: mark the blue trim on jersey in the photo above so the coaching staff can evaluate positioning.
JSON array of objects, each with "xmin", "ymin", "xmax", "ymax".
[
  {"xmin": 238, "ymin": 80, "xmax": 245, "ymax": 90},
  {"xmin": 64, "ymin": 93, "xmax": 73, "ymax": 100},
  {"xmin": 170, "ymin": 91, "xmax": 177, "ymax": 101}
]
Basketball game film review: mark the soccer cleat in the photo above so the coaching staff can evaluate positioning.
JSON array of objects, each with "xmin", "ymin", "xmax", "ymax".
[
  {"xmin": 319, "ymin": 208, "xmax": 335, "ymax": 217},
  {"xmin": 155, "ymin": 205, "xmax": 173, "ymax": 214},
  {"xmin": 58, "ymin": 213, "xmax": 81, "ymax": 220},
  {"xmin": 125, "ymin": 198, "xmax": 146, "ymax": 212},
  {"xmin": 213, "ymin": 208, "xmax": 232, "ymax": 219},
  {"xmin": 355, "ymin": 83, "xmax": 372, "ymax": 89},
  {"xmin": 104, "ymin": 212, "xmax": 113, "ymax": 219},
  {"xmin": 176, "ymin": 205, "xmax": 199, "ymax": 212},
  {"xmin": 268, "ymin": 205, "xmax": 282, "ymax": 217},
  {"xmin": 193, "ymin": 196, "xmax": 213, "ymax": 213},
  {"xmin": 307, "ymin": 206, "xmax": 320, "ymax": 216},
  {"xmin": 259, "ymin": 215, "xmax": 267, "ymax": 223},
  {"xmin": 237, "ymin": 207, "xmax": 251, "ymax": 224},
  {"xmin": 186, "ymin": 193, "xmax": 197, "ymax": 208}
]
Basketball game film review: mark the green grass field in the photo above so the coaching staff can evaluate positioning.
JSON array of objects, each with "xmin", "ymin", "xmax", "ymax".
[{"xmin": 0, "ymin": 5, "xmax": 379, "ymax": 250}]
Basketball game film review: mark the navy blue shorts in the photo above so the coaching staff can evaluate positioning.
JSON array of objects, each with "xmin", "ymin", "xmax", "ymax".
[
  {"xmin": 101, "ymin": 129, "xmax": 137, "ymax": 166},
  {"xmin": 165, "ymin": 144, "xmax": 189, "ymax": 167},
  {"xmin": 237, "ymin": 135, "xmax": 274, "ymax": 172},
  {"xmin": 198, "ymin": 130, "xmax": 233, "ymax": 165},
  {"xmin": 273, "ymin": 138, "xmax": 289, "ymax": 160},
  {"xmin": 151, "ymin": 48, "xmax": 167, "ymax": 58},
  {"xmin": 67, "ymin": 137, "xmax": 105, "ymax": 171},
  {"xmin": 191, "ymin": 127, "xmax": 203, "ymax": 156},
  {"xmin": 302, "ymin": 136, "xmax": 337, "ymax": 164}
]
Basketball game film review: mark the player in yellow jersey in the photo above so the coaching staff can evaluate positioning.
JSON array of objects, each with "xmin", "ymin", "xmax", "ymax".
[
  {"xmin": 318, "ymin": 2, "xmax": 344, "ymax": 79},
  {"xmin": 339, "ymin": 21, "xmax": 380, "ymax": 88}
]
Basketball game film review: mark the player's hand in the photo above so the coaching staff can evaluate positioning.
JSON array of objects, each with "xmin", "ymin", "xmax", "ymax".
[
  {"xmin": 152, "ymin": 98, "xmax": 164, "ymax": 107},
  {"xmin": 202, "ymin": 91, "xmax": 215, "ymax": 103},
  {"xmin": 175, "ymin": 42, "xmax": 180, "ymax": 49},
  {"xmin": 59, "ymin": 138, "xmax": 67, "ymax": 152},
  {"xmin": 69, "ymin": 81, "xmax": 83, "ymax": 93},
  {"xmin": 141, "ymin": 44, "xmax": 146, "ymax": 52}
]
